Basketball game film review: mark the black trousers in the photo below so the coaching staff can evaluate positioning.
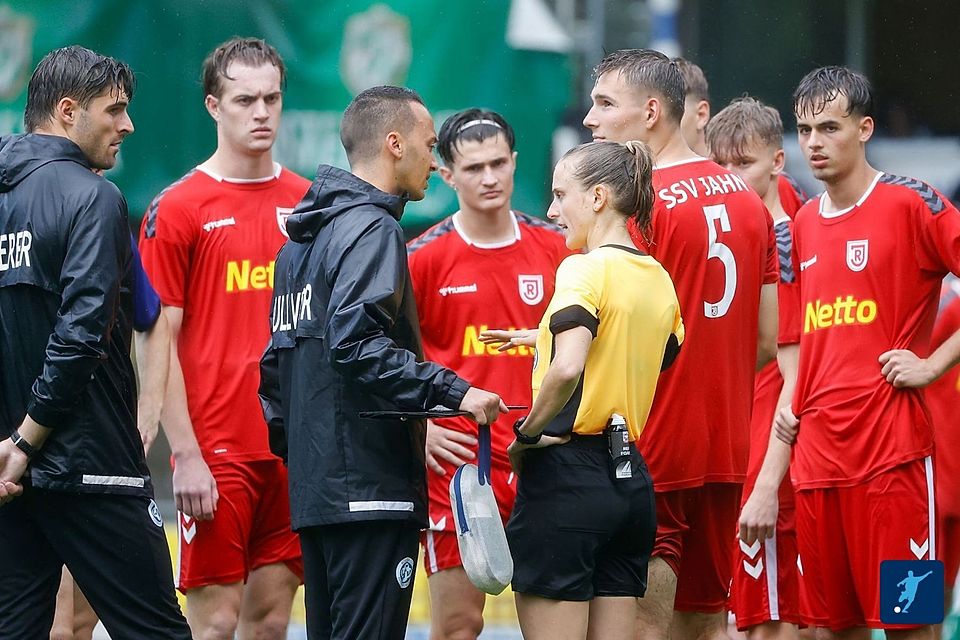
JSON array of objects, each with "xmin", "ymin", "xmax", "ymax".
[
  {"xmin": 0, "ymin": 488, "xmax": 191, "ymax": 640},
  {"xmin": 300, "ymin": 520, "xmax": 420, "ymax": 640}
]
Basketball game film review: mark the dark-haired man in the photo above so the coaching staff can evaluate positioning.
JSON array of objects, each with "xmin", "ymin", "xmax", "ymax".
[
  {"xmin": 139, "ymin": 37, "xmax": 308, "ymax": 639},
  {"xmin": 261, "ymin": 86, "xmax": 507, "ymax": 640},
  {"xmin": 0, "ymin": 45, "xmax": 191, "ymax": 639},
  {"xmin": 407, "ymin": 108, "xmax": 568, "ymax": 639},
  {"xmin": 583, "ymin": 49, "xmax": 779, "ymax": 640},
  {"xmin": 758, "ymin": 66, "xmax": 960, "ymax": 637}
]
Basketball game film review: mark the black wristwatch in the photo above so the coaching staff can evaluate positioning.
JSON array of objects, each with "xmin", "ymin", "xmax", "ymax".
[
  {"xmin": 10, "ymin": 429, "xmax": 38, "ymax": 459},
  {"xmin": 513, "ymin": 418, "xmax": 542, "ymax": 445}
]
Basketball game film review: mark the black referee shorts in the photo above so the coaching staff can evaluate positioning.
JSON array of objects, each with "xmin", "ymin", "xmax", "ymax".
[
  {"xmin": 299, "ymin": 519, "xmax": 420, "ymax": 640},
  {"xmin": 507, "ymin": 434, "xmax": 656, "ymax": 601},
  {"xmin": 0, "ymin": 487, "xmax": 191, "ymax": 639}
]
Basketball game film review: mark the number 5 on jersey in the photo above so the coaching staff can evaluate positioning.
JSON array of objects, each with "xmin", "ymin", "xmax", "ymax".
[{"xmin": 703, "ymin": 204, "xmax": 737, "ymax": 318}]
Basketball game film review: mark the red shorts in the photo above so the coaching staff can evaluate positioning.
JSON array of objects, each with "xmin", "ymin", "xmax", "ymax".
[
  {"xmin": 176, "ymin": 458, "xmax": 302, "ymax": 592},
  {"xmin": 420, "ymin": 457, "xmax": 517, "ymax": 576},
  {"xmin": 653, "ymin": 483, "xmax": 741, "ymax": 613},
  {"xmin": 729, "ymin": 499, "xmax": 803, "ymax": 630},
  {"xmin": 795, "ymin": 457, "xmax": 936, "ymax": 630}
]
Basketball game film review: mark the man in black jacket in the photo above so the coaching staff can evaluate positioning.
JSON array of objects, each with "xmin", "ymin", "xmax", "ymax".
[
  {"xmin": 261, "ymin": 85, "xmax": 507, "ymax": 639},
  {"xmin": 0, "ymin": 46, "xmax": 191, "ymax": 638}
]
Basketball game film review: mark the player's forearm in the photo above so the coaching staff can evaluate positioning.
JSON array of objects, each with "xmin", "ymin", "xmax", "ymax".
[
  {"xmin": 134, "ymin": 315, "xmax": 170, "ymax": 437},
  {"xmin": 160, "ymin": 345, "xmax": 203, "ymax": 460},
  {"xmin": 925, "ymin": 327, "xmax": 960, "ymax": 381},
  {"xmin": 521, "ymin": 370, "xmax": 581, "ymax": 437},
  {"xmin": 755, "ymin": 346, "xmax": 799, "ymax": 490},
  {"xmin": 755, "ymin": 284, "xmax": 779, "ymax": 371}
]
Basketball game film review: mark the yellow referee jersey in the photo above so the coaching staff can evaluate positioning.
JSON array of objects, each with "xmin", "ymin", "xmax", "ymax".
[{"xmin": 533, "ymin": 244, "xmax": 684, "ymax": 441}]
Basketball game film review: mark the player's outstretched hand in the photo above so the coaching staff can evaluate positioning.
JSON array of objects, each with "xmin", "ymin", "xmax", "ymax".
[
  {"xmin": 459, "ymin": 387, "xmax": 509, "ymax": 426},
  {"xmin": 507, "ymin": 434, "xmax": 570, "ymax": 476},
  {"xmin": 773, "ymin": 406, "xmax": 799, "ymax": 445},
  {"xmin": 0, "ymin": 439, "xmax": 27, "ymax": 506},
  {"xmin": 478, "ymin": 329, "xmax": 537, "ymax": 353},
  {"xmin": 425, "ymin": 419, "xmax": 476, "ymax": 475},
  {"xmin": 738, "ymin": 485, "xmax": 779, "ymax": 545},
  {"xmin": 879, "ymin": 349, "xmax": 937, "ymax": 388},
  {"xmin": 173, "ymin": 451, "xmax": 219, "ymax": 521}
]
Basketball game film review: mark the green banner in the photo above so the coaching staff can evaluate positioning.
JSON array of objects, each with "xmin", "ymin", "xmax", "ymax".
[{"xmin": 0, "ymin": 1, "xmax": 572, "ymax": 229}]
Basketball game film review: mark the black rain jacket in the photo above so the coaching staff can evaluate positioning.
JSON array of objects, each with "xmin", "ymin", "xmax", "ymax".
[
  {"xmin": 0, "ymin": 133, "xmax": 150, "ymax": 496},
  {"xmin": 259, "ymin": 165, "xmax": 470, "ymax": 530}
]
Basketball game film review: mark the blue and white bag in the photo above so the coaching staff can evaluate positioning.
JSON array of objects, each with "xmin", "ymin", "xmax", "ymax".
[{"xmin": 449, "ymin": 423, "xmax": 513, "ymax": 595}]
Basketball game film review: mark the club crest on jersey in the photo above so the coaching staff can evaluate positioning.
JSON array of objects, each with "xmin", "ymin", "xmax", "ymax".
[
  {"xmin": 846, "ymin": 239, "xmax": 869, "ymax": 272},
  {"xmin": 518, "ymin": 274, "xmax": 544, "ymax": 306},
  {"xmin": 276, "ymin": 207, "xmax": 295, "ymax": 238}
]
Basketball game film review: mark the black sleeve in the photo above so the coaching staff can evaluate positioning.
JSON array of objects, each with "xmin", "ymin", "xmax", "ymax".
[
  {"xmin": 258, "ymin": 336, "xmax": 287, "ymax": 462},
  {"xmin": 661, "ymin": 334, "xmax": 681, "ymax": 371},
  {"xmin": 27, "ymin": 180, "xmax": 129, "ymax": 428},
  {"xmin": 324, "ymin": 215, "xmax": 470, "ymax": 410},
  {"xmin": 549, "ymin": 305, "xmax": 599, "ymax": 337}
]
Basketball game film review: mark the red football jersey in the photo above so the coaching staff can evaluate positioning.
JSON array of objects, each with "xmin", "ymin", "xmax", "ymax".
[
  {"xmin": 630, "ymin": 158, "xmax": 778, "ymax": 490},
  {"xmin": 139, "ymin": 165, "xmax": 310, "ymax": 464},
  {"xmin": 779, "ymin": 173, "xmax": 809, "ymax": 219},
  {"xmin": 791, "ymin": 173, "xmax": 960, "ymax": 489},
  {"xmin": 928, "ymin": 277, "xmax": 960, "ymax": 514},
  {"xmin": 407, "ymin": 212, "xmax": 569, "ymax": 465},
  {"xmin": 743, "ymin": 218, "xmax": 801, "ymax": 508}
]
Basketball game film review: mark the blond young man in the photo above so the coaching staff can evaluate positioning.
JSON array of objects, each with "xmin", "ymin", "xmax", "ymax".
[{"xmin": 707, "ymin": 97, "xmax": 803, "ymax": 639}]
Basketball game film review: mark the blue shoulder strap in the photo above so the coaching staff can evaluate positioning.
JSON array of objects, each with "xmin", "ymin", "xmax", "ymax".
[{"xmin": 478, "ymin": 423, "xmax": 491, "ymax": 486}]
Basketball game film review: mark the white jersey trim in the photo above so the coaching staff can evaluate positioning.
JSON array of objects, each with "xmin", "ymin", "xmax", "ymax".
[
  {"xmin": 81, "ymin": 474, "xmax": 145, "ymax": 488},
  {"xmin": 819, "ymin": 171, "xmax": 882, "ymax": 219},
  {"xmin": 653, "ymin": 156, "xmax": 708, "ymax": 170},
  {"xmin": 197, "ymin": 162, "xmax": 282, "ymax": 183},
  {"xmin": 348, "ymin": 500, "xmax": 415, "ymax": 513},
  {"xmin": 451, "ymin": 211, "xmax": 520, "ymax": 249}
]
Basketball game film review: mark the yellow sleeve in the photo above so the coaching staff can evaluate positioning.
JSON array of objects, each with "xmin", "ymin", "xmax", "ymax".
[{"xmin": 547, "ymin": 255, "xmax": 602, "ymax": 336}]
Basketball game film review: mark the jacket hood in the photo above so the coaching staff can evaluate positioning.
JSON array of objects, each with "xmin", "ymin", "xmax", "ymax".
[
  {"xmin": 286, "ymin": 164, "xmax": 407, "ymax": 242},
  {"xmin": 0, "ymin": 133, "xmax": 91, "ymax": 193}
]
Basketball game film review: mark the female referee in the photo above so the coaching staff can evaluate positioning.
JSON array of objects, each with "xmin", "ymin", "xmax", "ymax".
[{"xmin": 481, "ymin": 140, "xmax": 684, "ymax": 640}]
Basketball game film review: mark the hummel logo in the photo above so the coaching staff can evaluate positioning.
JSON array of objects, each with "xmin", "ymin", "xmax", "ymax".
[
  {"xmin": 439, "ymin": 283, "xmax": 477, "ymax": 297},
  {"xmin": 202, "ymin": 217, "xmax": 236, "ymax": 232},
  {"xmin": 740, "ymin": 538, "xmax": 761, "ymax": 559},
  {"xmin": 800, "ymin": 255, "xmax": 818, "ymax": 271},
  {"xmin": 181, "ymin": 514, "xmax": 197, "ymax": 544},
  {"xmin": 428, "ymin": 516, "xmax": 447, "ymax": 531},
  {"xmin": 910, "ymin": 538, "xmax": 930, "ymax": 560}
]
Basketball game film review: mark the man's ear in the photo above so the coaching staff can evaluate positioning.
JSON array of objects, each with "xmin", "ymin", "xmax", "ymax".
[
  {"xmin": 772, "ymin": 148, "xmax": 786, "ymax": 176},
  {"xmin": 645, "ymin": 96, "xmax": 661, "ymax": 130},
  {"xmin": 859, "ymin": 116, "xmax": 875, "ymax": 143},
  {"xmin": 53, "ymin": 96, "xmax": 79, "ymax": 128},
  {"xmin": 696, "ymin": 100, "xmax": 711, "ymax": 131},
  {"xmin": 438, "ymin": 165, "xmax": 455, "ymax": 188},
  {"xmin": 204, "ymin": 94, "xmax": 219, "ymax": 122},
  {"xmin": 386, "ymin": 131, "xmax": 403, "ymax": 160}
]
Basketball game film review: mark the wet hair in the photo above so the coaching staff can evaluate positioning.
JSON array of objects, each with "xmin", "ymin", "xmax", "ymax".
[
  {"xmin": 673, "ymin": 57, "xmax": 709, "ymax": 103},
  {"xmin": 706, "ymin": 96, "xmax": 783, "ymax": 163},
  {"xmin": 339, "ymin": 85, "xmax": 425, "ymax": 165},
  {"xmin": 793, "ymin": 65, "xmax": 873, "ymax": 118},
  {"xmin": 437, "ymin": 108, "xmax": 515, "ymax": 166},
  {"xmin": 594, "ymin": 49, "xmax": 685, "ymax": 124},
  {"xmin": 24, "ymin": 46, "xmax": 135, "ymax": 132},
  {"xmin": 201, "ymin": 37, "xmax": 286, "ymax": 99},
  {"xmin": 561, "ymin": 140, "xmax": 655, "ymax": 236}
]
